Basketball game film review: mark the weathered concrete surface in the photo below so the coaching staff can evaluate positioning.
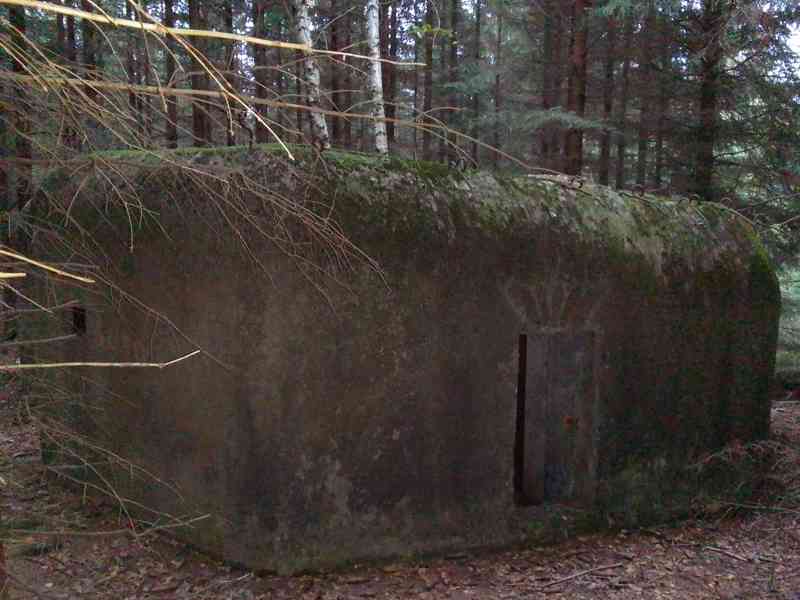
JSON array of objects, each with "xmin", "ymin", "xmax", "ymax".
[{"xmin": 41, "ymin": 147, "xmax": 779, "ymax": 573}]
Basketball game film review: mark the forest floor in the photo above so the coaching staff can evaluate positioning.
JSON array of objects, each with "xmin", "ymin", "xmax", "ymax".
[{"xmin": 2, "ymin": 397, "xmax": 800, "ymax": 599}]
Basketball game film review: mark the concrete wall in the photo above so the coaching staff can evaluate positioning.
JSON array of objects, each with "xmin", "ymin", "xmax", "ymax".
[{"xmin": 45, "ymin": 149, "xmax": 780, "ymax": 572}]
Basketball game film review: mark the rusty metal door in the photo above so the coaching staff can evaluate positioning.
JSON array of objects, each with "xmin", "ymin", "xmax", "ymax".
[{"xmin": 518, "ymin": 329, "xmax": 597, "ymax": 505}]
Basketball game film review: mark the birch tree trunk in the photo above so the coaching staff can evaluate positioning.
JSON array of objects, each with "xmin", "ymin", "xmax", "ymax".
[
  {"xmin": 290, "ymin": 0, "xmax": 330, "ymax": 150},
  {"xmin": 295, "ymin": 49, "xmax": 305, "ymax": 142},
  {"xmin": 365, "ymin": 0, "xmax": 388, "ymax": 154}
]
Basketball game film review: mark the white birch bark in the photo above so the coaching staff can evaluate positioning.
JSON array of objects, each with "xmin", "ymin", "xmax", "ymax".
[
  {"xmin": 291, "ymin": 0, "xmax": 330, "ymax": 150},
  {"xmin": 365, "ymin": 0, "xmax": 388, "ymax": 154}
]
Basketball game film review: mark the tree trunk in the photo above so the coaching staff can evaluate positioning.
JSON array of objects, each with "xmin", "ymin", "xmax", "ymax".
[
  {"xmin": 11, "ymin": 6, "xmax": 31, "ymax": 212},
  {"xmin": 6, "ymin": 16, "xmax": 30, "ymax": 298},
  {"xmin": 329, "ymin": 0, "xmax": 341, "ymax": 146},
  {"xmin": 80, "ymin": 0, "xmax": 98, "ymax": 104},
  {"xmin": 290, "ymin": 0, "xmax": 330, "ymax": 150},
  {"xmin": 471, "ymin": 0, "xmax": 482, "ymax": 164},
  {"xmin": 598, "ymin": 16, "xmax": 616, "ymax": 186},
  {"xmin": 614, "ymin": 13, "xmax": 634, "ymax": 189},
  {"xmin": 564, "ymin": 0, "xmax": 589, "ymax": 176},
  {"xmin": 66, "ymin": 2, "xmax": 76, "ymax": 63},
  {"xmin": 693, "ymin": 0, "xmax": 726, "ymax": 201},
  {"xmin": 365, "ymin": 0, "xmax": 388, "ymax": 154},
  {"xmin": 342, "ymin": 9, "xmax": 352, "ymax": 149},
  {"xmin": 542, "ymin": 0, "xmax": 563, "ymax": 170},
  {"xmin": 540, "ymin": 0, "xmax": 554, "ymax": 167},
  {"xmin": 422, "ymin": 0, "xmax": 434, "ymax": 161},
  {"xmin": 295, "ymin": 49, "xmax": 305, "ymax": 142},
  {"xmin": 652, "ymin": 15, "xmax": 672, "ymax": 188},
  {"xmin": 252, "ymin": 0, "xmax": 271, "ymax": 144},
  {"xmin": 0, "ymin": 92, "xmax": 7, "ymax": 220},
  {"xmin": 188, "ymin": 0, "xmax": 210, "ymax": 146},
  {"xmin": 493, "ymin": 6, "xmax": 502, "ymax": 168},
  {"xmin": 140, "ymin": 11, "xmax": 153, "ymax": 141},
  {"xmin": 125, "ymin": 2, "xmax": 140, "ymax": 133},
  {"xmin": 274, "ymin": 44, "xmax": 285, "ymax": 134},
  {"xmin": 437, "ymin": 2, "xmax": 450, "ymax": 162},
  {"xmin": 163, "ymin": 0, "xmax": 178, "ymax": 147},
  {"xmin": 412, "ymin": 2, "xmax": 420, "ymax": 155},
  {"xmin": 56, "ymin": 0, "xmax": 65, "ymax": 55},
  {"xmin": 63, "ymin": 0, "xmax": 80, "ymax": 150},
  {"xmin": 385, "ymin": 1, "xmax": 399, "ymax": 146},
  {"xmin": 274, "ymin": 14, "xmax": 287, "ymax": 136},
  {"xmin": 223, "ymin": 0, "xmax": 237, "ymax": 147},
  {"xmin": 446, "ymin": 0, "xmax": 460, "ymax": 161},
  {"xmin": 636, "ymin": 2, "xmax": 656, "ymax": 188}
]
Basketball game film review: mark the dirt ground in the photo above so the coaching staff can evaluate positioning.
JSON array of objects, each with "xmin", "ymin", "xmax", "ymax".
[{"xmin": 2, "ymin": 399, "xmax": 800, "ymax": 599}]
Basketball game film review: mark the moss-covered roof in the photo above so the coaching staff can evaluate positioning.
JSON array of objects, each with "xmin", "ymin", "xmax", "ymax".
[{"xmin": 40, "ymin": 144, "xmax": 770, "ymax": 283}]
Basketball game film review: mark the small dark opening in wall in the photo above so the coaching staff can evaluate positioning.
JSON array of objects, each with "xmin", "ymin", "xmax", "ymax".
[
  {"xmin": 71, "ymin": 306, "xmax": 86, "ymax": 336},
  {"xmin": 514, "ymin": 333, "xmax": 529, "ymax": 505}
]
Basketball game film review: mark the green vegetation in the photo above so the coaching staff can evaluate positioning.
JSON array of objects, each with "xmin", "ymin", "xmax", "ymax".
[{"xmin": 776, "ymin": 269, "xmax": 800, "ymax": 385}]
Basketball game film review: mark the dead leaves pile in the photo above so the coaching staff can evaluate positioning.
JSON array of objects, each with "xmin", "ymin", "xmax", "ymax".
[{"xmin": 2, "ymin": 398, "xmax": 800, "ymax": 599}]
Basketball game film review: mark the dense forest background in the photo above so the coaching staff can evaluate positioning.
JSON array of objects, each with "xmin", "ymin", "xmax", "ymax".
[
  {"xmin": 1, "ymin": 1, "xmax": 800, "ymax": 273},
  {"xmin": 1, "ymin": 1, "xmax": 799, "ymax": 228}
]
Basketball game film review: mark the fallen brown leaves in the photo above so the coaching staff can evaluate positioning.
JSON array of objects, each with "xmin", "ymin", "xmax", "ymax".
[{"xmin": 1, "ymin": 398, "xmax": 800, "ymax": 599}]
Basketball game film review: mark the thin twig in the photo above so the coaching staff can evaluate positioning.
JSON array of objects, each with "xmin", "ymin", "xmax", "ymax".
[
  {"xmin": 0, "ymin": 71, "xmax": 537, "ymax": 173},
  {"xmin": 0, "ymin": 247, "xmax": 95, "ymax": 283},
  {"xmin": 13, "ymin": 300, "xmax": 80, "ymax": 313},
  {"xmin": 704, "ymin": 546, "xmax": 749, "ymax": 562},
  {"xmin": 0, "ymin": 349, "xmax": 201, "ymax": 371},
  {"xmin": 0, "ymin": 0, "xmax": 423, "ymax": 66},
  {"xmin": 538, "ymin": 563, "xmax": 625, "ymax": 590}
]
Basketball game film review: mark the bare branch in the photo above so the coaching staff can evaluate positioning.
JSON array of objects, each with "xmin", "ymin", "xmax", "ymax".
[
  {"xmin": 0, "ymin": 0, "xmax": 423, "ymax": 67},
  {"xmin": 0, "ymin": 248, "xmax": 95, "ymax": 283},
  {"xmin": 0, "ymin": 349, "xmax": 202, "ymax": 371}
]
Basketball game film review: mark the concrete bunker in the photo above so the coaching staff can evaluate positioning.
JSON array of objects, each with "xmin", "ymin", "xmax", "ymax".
[{"xmin": 42, "ymin": 148, "xmax": 780, "ymax": 573}]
